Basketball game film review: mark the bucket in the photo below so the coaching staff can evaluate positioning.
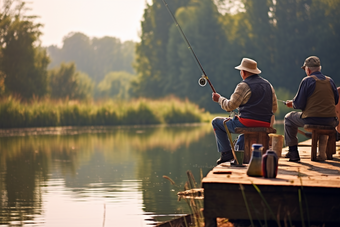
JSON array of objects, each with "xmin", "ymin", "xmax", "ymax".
[
  {"xmin": 268, "ymin": 134, "xmax": 284, "ymax": 157},
  {"xmin": 234, "ymin": 150, "xmax": 244, "ymax": 166}
]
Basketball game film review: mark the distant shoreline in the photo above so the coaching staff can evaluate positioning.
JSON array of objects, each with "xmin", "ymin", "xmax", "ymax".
[{"xmin": 0, "ymin": 123, "xmax": 209, "ymax": 137}]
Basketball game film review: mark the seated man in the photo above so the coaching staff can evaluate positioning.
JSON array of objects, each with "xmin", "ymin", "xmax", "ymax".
[
  {"xmin": 212, "ymin": 58, "xmax": 277, "ymax": 164},
  {"xmin": 284, "ymin": 56, "xmax": 339, "ymax": 162}
]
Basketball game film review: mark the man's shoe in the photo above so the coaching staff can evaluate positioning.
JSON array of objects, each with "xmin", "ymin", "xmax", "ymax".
[
  {"xmin": 285, "ymin": 145, "xmax": 298, "ymax": 159},
  {"xmin": 216, "ymin": 152, "xmax": 234, "ymax": 165},
  {"xmin": 284, "ymin": 152, "xmax": 291, "ymax": 158},
  {"xmin": 288, "ymin": 151, "xmax": 300, "ymax": 162}
]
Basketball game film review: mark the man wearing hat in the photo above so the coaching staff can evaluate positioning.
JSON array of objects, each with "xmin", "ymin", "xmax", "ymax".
[
  {"xmin": 284, "ymin": 56, "xmax": 339, "ymax": 162},
  {"xmin": 211, "ymin": 58, "xmax": 278, "ymax": 165}
]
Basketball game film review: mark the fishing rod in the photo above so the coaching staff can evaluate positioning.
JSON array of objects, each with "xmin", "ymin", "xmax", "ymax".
[
  {"xmin": 277, "ymin": 99, "xmax": 287, "ymax": 105},
  {"xmin": 161, "ymin": 0, "xmax": 216, "ymax": 93}
]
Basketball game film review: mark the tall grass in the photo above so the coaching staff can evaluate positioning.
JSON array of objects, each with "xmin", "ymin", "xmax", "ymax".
[
  {"xmin": 0, "ymin": 96, "xmax": 210, "ymax": 128},
  {"xmin": 163, "ymin": 170, "xmax": 204, "ymax": 227}
]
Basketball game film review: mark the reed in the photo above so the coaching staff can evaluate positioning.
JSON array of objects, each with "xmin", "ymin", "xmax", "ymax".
[
  {"xmin": 252, "ymin": 183, "xmax": 281, "ymax": 227},
  {"xmin": 162, "ymin": 171, "xmax": 315, "ymax": 227},
  {"xmin": 240, "ymin": 184, "xmax": 255, "ymax": 227},
  {"xmin": 0, "ymin": 96, "xmax": 210, "ymax": 128},
  {"xmin": 246, "ymin": 174, "xmax": 312, "ymax": 227},
  {"xmin": 119, "ymin": 99, "xmax": 161, "ymax": 125},
  {"xmin": 163, "ymin": 170, "xmax": 204, "ymax": 227}
]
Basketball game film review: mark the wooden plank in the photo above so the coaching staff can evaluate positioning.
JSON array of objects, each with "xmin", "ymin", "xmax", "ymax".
[
  {"xmin": 304, "ymin": 124, "xmax": 336, "ymax": 131},
  {"xmin": 203, "ymin": 183, "xmax": 340, "ymax": 223},
  {"xmin": 202, "ymin": 140, "xmax": 340, "ymax": 224},
  {"xmin": 156, "ymin": 214, "xmax": 193, "ymax": 227},
  {"xmin": 235, "ymin": 127, "xmax": 277, "ymax": 134}
]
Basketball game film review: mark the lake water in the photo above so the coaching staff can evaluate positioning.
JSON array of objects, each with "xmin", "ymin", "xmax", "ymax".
[{"xmin": 0, "ymin": 123, "xmax": 288, "ymax": 226}]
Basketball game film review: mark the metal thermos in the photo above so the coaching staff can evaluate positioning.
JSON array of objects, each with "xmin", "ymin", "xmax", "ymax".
[{"xmin": 262, "ymin": 149, "xmax": 279, "ymax": 178}]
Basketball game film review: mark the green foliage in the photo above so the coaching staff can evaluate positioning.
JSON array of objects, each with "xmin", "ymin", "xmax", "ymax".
[
  {"xmin": 0, "ymin": 73, "xmax": 5, "ymax": 96},
  {"xmin": 49, "ymin": 63, "xmax": 94, "ymax": 100},
  {"xmin": 93, "ymin": 106, "xmax": 119, "ymax": 126},
  {"xmin": 0, "ymin": 1, "xmax": 50, "ymax": 98},
  {"xmin": 165, "ymin": 0, "xmax": 230, "ymax": 112},
  {"xmin": 28, "ymin": 99, "xmax": 59, "ymax": 127},
  {"xmin": 163, "ymin": 103, "xmax": 201, "ymax": 124},
  {"xmin": 131, "ymin": 0, "xmax": 190, "ymax": 98},
  {"xmin": 308, "ymin": 0, "xmax": 340, "ymax": 81},
  {"xmin": 96, "ymin": 71, "xmax": 136, "ymax": 99},
  {"xmin": 47, "ymin": 33, "xmax": 136, "ymax": 83},
  {"xmin": 159, "ymin": 97, "xmax": 206, "ymax": 124},
  {"xmin": 0, "ymin": 96, "xmax": 58, "ymax": 128},
  {"xmin": 0, "ymin": 96, "xmax": 28, "ymax": 128},
  {"xmin": 133, "ymin": 0, "xmax": 340, "ymax": 115},
  {"xmin": 76, "ymin": 72, "xmax": 94, "ymax": 100},
  {"xmin": 59, "ymin": 104, "xmax": 93, "ymax": 126},
  {"xmin": 120, "ymin": 101, "xmax": 161, "ymax": 125},
  {"xmin": 2, "ymin": 0, "xmax": 339, "ymax": 115}
]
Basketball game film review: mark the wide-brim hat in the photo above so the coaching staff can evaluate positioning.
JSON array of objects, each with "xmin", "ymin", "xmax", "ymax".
[{"xmin": 235, "ymin": 58, "xmax": 261, "ymax": 74}]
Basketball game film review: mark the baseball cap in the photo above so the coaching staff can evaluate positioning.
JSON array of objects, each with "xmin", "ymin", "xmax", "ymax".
[{"xmin": 301, "ymin": 56, "xmax": 321, "ymax": 69}]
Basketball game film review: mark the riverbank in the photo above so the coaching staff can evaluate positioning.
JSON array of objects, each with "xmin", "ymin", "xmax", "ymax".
[{"xmin": 0, "ymin": 96, "xmax": 211, "ymax": 128}]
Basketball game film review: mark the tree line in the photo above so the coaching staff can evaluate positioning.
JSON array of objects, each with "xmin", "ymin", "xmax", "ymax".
[
  {"xmin": 1, "ymin": 0, "xmax": 339, "ymax": 119},
  {"xmin": 132, "ymin": 0, "xmax": 340, "ymax": 114},
  {"xmin": 47, "ymin": 32, "xmax": 137, "ymax": 100},
  {"xmin": 0, "ymin": 0, "xmax": 137, "ymax": 101},
  {"xmin": 47, "ymin": 32, "xmax": 135, "ymax": 83}
]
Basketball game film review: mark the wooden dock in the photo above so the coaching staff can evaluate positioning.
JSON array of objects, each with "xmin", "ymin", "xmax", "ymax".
[{"xmin": 202, "ymin": 139, "xmax": 340, "ymax": 226}]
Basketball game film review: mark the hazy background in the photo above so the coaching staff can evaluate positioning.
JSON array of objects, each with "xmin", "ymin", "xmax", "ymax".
[
  {"xmin": 0, "ymin": 0, "xmax": 339, "ymax": 124},
  {"xmin": 29, "ymin": 0, "xmax": 153, "ymax": 47}
]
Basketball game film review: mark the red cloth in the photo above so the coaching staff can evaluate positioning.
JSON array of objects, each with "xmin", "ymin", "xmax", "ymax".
[{"xmin": 238, "ymin": 117, "xmax": 270, "ymax": 127}]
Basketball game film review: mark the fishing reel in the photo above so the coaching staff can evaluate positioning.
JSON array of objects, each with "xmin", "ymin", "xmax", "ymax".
[{"xmin": 198, "ymin": 76, "xmax": 207, "ymax": 87}]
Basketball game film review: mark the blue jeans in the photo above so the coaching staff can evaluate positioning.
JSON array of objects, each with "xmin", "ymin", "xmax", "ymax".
[{"xmin": 212, "ymin": 116, "xmax": 246, "ymax": 153}]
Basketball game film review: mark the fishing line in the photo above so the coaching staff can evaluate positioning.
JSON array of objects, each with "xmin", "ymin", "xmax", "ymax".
[
  {"xmin": 161, "ymin": 0, "xmax": 216, "ymax": 93},
  {"xmin": 277, "ymin": 99, "xmax": 287, "ymax": 105}
]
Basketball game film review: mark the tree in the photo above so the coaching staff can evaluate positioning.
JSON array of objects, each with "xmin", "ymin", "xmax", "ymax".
[
  {"xmin": 243, "ymin": 0, "xmax": 275, "ymax": 79},
  {"xmin": 132, "ymin": 0, "xmax": 232, "ymax": 111},
  {"xmin": 47, "ymin": 33, "xmax": 136, "ymax": 83},
  {"xmin": 0, "ymin": 0, "xmax": 50, "ymax": 98},
  {"xmin": 76, "ymin": 72, "xmax": 94, "ymax": 100},
  {"xmin": 132, "ymin": 0, "xmax": 340, "ymax": 113},
  {"xmin": 308, "ymin": 0, "xmax": 340, "ymax": 81},
  {"xmin": 131, "ymin": 0, "xmax": 190, "ymax": 98},
  {"xmin": 121, "ymin": 40, "xmax": 135, "ymax": 74},
  {"xmin": 91, "ymin": 36, "xmax": 124, "ymax": 82},
  {"xmin": 164, "ymin": 0, "xmax": 230, "ymax": 111},
  {"xmin": 272, "ymin": 0, "xmax": 313, "ymax": 91},
  {"xmin": 59, "ymin": 32, "xmax": 94, "ymax": 78},
  {"xmin": 49, "ymin": 62, "xmax": 93, "ymax": 100},
  {"xmin": 96, "ymin": 71, "xmax": 136, "ymax": 99}
]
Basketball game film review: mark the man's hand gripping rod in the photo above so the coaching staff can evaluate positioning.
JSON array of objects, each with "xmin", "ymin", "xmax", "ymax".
[{"xmin": 161, "ymin": 0, "xmax": 216, "ymax": 93}]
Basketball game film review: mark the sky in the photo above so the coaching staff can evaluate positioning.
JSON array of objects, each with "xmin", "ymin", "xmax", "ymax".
[{"xmin": 29, "ymin": 0, "xmax": 153, "ymax": 47}]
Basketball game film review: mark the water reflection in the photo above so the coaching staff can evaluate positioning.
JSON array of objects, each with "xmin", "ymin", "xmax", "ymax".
[{"xmin": 0, "ymin": 123, "xmax": 288, "ymax": 226}]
